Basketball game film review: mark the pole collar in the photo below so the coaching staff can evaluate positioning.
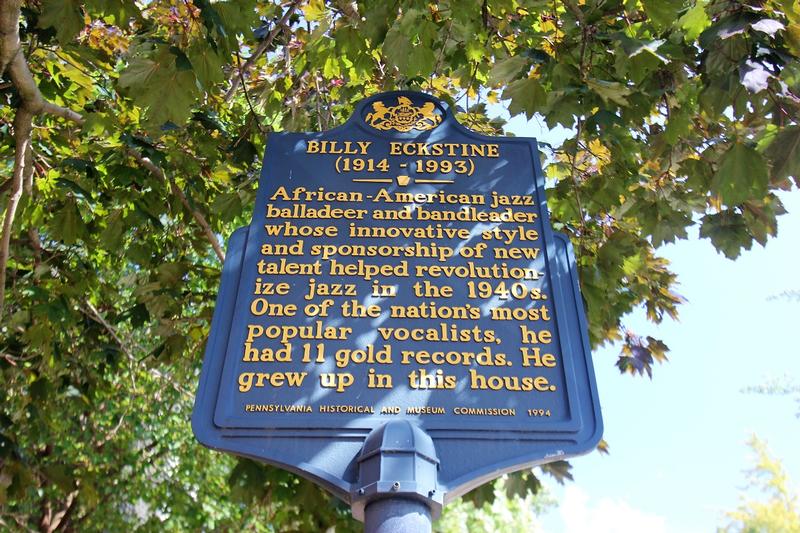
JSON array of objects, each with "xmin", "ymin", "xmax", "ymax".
[{"xmin": 351, "ymin": 420, "xmax": 443, "ymax": 521}]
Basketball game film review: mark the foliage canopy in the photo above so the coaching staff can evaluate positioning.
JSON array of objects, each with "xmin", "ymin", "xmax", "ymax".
[
  {"xmin": 719, "ymin": 436, "xmax": 800, "ymax": 533},
  {"xmin": 1, "ymin": 0, "xmax": 798, "ymax": 530}
]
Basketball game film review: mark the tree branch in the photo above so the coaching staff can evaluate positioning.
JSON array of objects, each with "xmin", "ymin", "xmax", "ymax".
[
  {"xmin": 13, "ymin": 97, "xmax": 224, "ymax": 265},
  {"xmin": 81, "ymin": 300, "xmax": 193, "ymax": 398},
  {"xmin": 234, "ymin": 49, "xmax": 266, "ymax": 133},
  {"xmin": 0, "ymin": 109, "xmax": 33, "ymax": 318},
  {"xmin": 0, "ymin": 0, "xmax": 22, "ymax": 75},
  {"xmin": 45, "ymin": 490, "xmax": 78, "ymax": 533},
  {"xmin": 125, "ymin": 149, "xmax": 225, "ymax": 262},
  {"xmin": 223, "ymin": 0, "xmax": 301, "ymax": 102},
  {"xmin": 568, "ymin": 117, "xmax": 587, "ymax": 247},
  {"xmin": 0, "ymin": 1, "xmax": 226, "ymax": 312},
  {"xmin": 561, "ymin": 0, "xmax": 586, "ymax": 26},
  {"xmin": 41, "ymin": 101, "xmax": 84, "ymax": 123}
]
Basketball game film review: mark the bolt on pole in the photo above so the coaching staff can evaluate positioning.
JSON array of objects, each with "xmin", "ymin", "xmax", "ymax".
[{"xmin": 351, "ymin": 420, "xmax": 442, "ymax": 532}]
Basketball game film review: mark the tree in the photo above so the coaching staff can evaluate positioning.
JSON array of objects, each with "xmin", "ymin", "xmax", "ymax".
[
  {"xmin": 744, "ymin": 375, "xmax": 800, "ymax": 418},
  {"xmin": 436, "ymin": 474, "xmax": 556, "ymax": 532},
  {"xmin": 0, "ymin": 0, "xmax": 798, "ymax": 530},
  {"xmin": 718, "ymin": 436, "xmax": 800, "ymax": 533},
  {"xmin": 745, "ymin": 293, "xmax": 800, "ymax": 417}
]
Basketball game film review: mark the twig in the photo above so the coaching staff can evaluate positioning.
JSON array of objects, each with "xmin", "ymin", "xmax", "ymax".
[
  {"xmin": 1, "ymin": 351, "xmax": 38, "ymax": 365},
  {"xmin": 313, "ymin": 74, "xmax": 324, "ymax": 130},
  {"xmin": 565, "ymin": 2, "xmax": 589, "ymax": 250},
  {"xmin": 3, "ymin": 512, "xmax": 37, "ymax": 533},
  {"xmin": 223, "ymin": 0, "xmax": 301, "ymax": 102},
  {"xmin": 428, "ymin": 20, "xmax": 453, "ymax": 90},
  {"xmin": 41, "ymin": 101, "xmax": 84, "ymax": 123},
  {"xmin": 568, "ymin": 118, "xmax": 587, "ymax": 249},
  {"xmin": 125, "ymin": 149, "xmax": 226, "ymax": 262},
  {"xmin": 562, "ymin": 0, "xmax": 586, "ymax": 26},
  {"xmin": 235, "ymin": 49, "xmax": 266, "ymax": 134},
  {"xmin": 81, "ymin": 301, "xmax": 192, "ymax": 398},
  {"xmin": 95, "ymin": 414, "xmax": 126, "ymax": 449},
  {"xmin": 82, "ymin": 300, "xmax": 140, "ymax": 392},
  {"xmin": 83, "ymin": 301, "xmax": 141, "ymax": 357},
  {"xmin": 333, "ymin": 0, "xmax": 360, "ymax": 23}
]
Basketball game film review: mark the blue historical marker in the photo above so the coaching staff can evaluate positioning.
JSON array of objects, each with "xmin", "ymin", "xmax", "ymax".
[{"xmin": 193, "ymin": 91, "xmax": 602, "ymax": 527}]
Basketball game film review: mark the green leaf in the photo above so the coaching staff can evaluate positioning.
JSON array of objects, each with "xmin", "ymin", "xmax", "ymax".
[
  {"xmin": 681, "ymin": 157, "xmax": 713, "ymax": 192},
  {"xmin": 212, "ymin": 0, "xmax": 259, "ymax": 44},
  {"xmin": 711, "ymin": 143, "xmax": 769, "ymax": 205},
  {"xmin": 679, "ymin": 1, "xmax": 710, "ymax": 41},
  {"xmin": 334, "ymin": 26, "xmax": 366, "ymax": 57},
  {"xmin": 543, "ymin": 90, "xmax": 581, "ymax": 128},
  {"xmin": 785, "ymin": 23, "xmax": 800, "ymax": 56},
  {"xmin": 750, "ymin": 18, "xmax": 785, "ymax": 37},
  {"xmin": 649, "ymin": 206, "xmax": 693, "ymax": 247},
  {"xmin": 739, "ymin": 60, "xmax": 771, "ymax": 93},
  {"xmin": 323, "ymin": 53, "xmax": 342, "ymax": 78},
  {"xmin": 157, "ymin": 262, "xmax": 188, "ymax": 285},
  {"xmin": 51, "ymin": 198, "xmax": 87, "ymax": 245},
  {"xmin": 699, "ymin": 83, "xmax": 728, "ymax": 117},
  {"xmin": 187, "ymin": 42, "xmax": 225, "ymax": 89},
  {"xmin": 586, "ymin": 78, "xmax": 632, "ymax": 107},
  {"xmin": 85, "ymin": 0, "xmax": 141, "ymax": 25},
  {"xmin": 540, "ymin": 461, "xmax": 574, "ymax": 484},
  {"xmin": 742, "ymin": 196, "xmax": 782, "ymax": 246},
  {"xmin": 765, "ymin": 125, "xmax": 800, "ymax": 187},
  {"xmin": 302, "ymin": 0, "xmax": 326, "ymax": 22},
  {"xmin": 383, "ymin": 11, "xmax": 437, "ymax": 77},
  {"xmin": 39, "ymin": 0, "xmax": 84, "ymax": 43},
  {"xmin": 503, "ymin": 471, "xmax": 541, "ymax": 499},
  {"xmin": 462, "ymin": 481, "xmax": 496, "ymax": 507},
  {"xmin": 642, "ymin": 0, "xmax": 683, "ymax": 29},
  {"xmin": 614, "ymin": 43, "xmax": 664, "ymax": 83},
  {"xmin": 615, "ymin": 35, "xmax": 666, "ymax": 61},
  {"xmin": 664, "ymin": 107, "xmax": 692, "ymax": 145},
  {"xmin": 488, "ymin": 55, "xmax": 529, "ymax": 86},
  {"xmin": 229, "ymin": 139, "xmax": 258, "ymax": 165},
  {"xmin": 99, "ymin": 210, "xmax": 126, "ymax": 249},
  {"xmin": 699, "ymin": 211, "xmax": 753, "ymax": 259},
  {"xmin": 699, "ymin": 13, "xmax": 755, "ymax": 49},
  {"xmin": 81, "ymin": 112, "xmax": 114, "ymax": 137},
  {"xmin": 212, "ymin": 192, "xmax": 243, "ymax": 222},
  {"xmin": 361, "ymin": 1, "xmax": 393, "ymax": 45},
  {"xmin": 118, "ymin": 44, "xmax": 201, "ymax": 126},
  {"xmin": 43, "ymin": 464, "xmax": 73, "ymax": 492},
  {"xmin": 465, "ymin": 39, "xmax": 484, "ymax": 62},
  {"xmin": 502, "ymin": 77, "xmax": 546, "ymax": 119}
]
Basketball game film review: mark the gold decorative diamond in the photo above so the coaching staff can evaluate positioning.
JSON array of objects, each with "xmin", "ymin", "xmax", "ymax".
[{"xmin": 365, "ymin": 96, "xmax": 442, "ymax": 132}]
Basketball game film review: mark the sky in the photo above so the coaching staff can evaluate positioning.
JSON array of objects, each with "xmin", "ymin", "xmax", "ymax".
[{"xmin": 502, "ymin": 113, "xmax": 800, "ymax": 532}]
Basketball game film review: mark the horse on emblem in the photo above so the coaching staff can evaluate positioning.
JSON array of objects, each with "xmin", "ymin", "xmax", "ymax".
[{"xmin": 365, "ymin": 97, "xmax": 442, "ymax": 132}]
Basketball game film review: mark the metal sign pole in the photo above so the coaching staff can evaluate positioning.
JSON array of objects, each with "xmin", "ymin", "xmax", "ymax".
[
  {"xmin": 364, "ymin": 498, "xmax": 432, "ymax": 533},
  {"xmin": 351, "ymin": 421, "xmax": 442, "ymax": 533}
]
